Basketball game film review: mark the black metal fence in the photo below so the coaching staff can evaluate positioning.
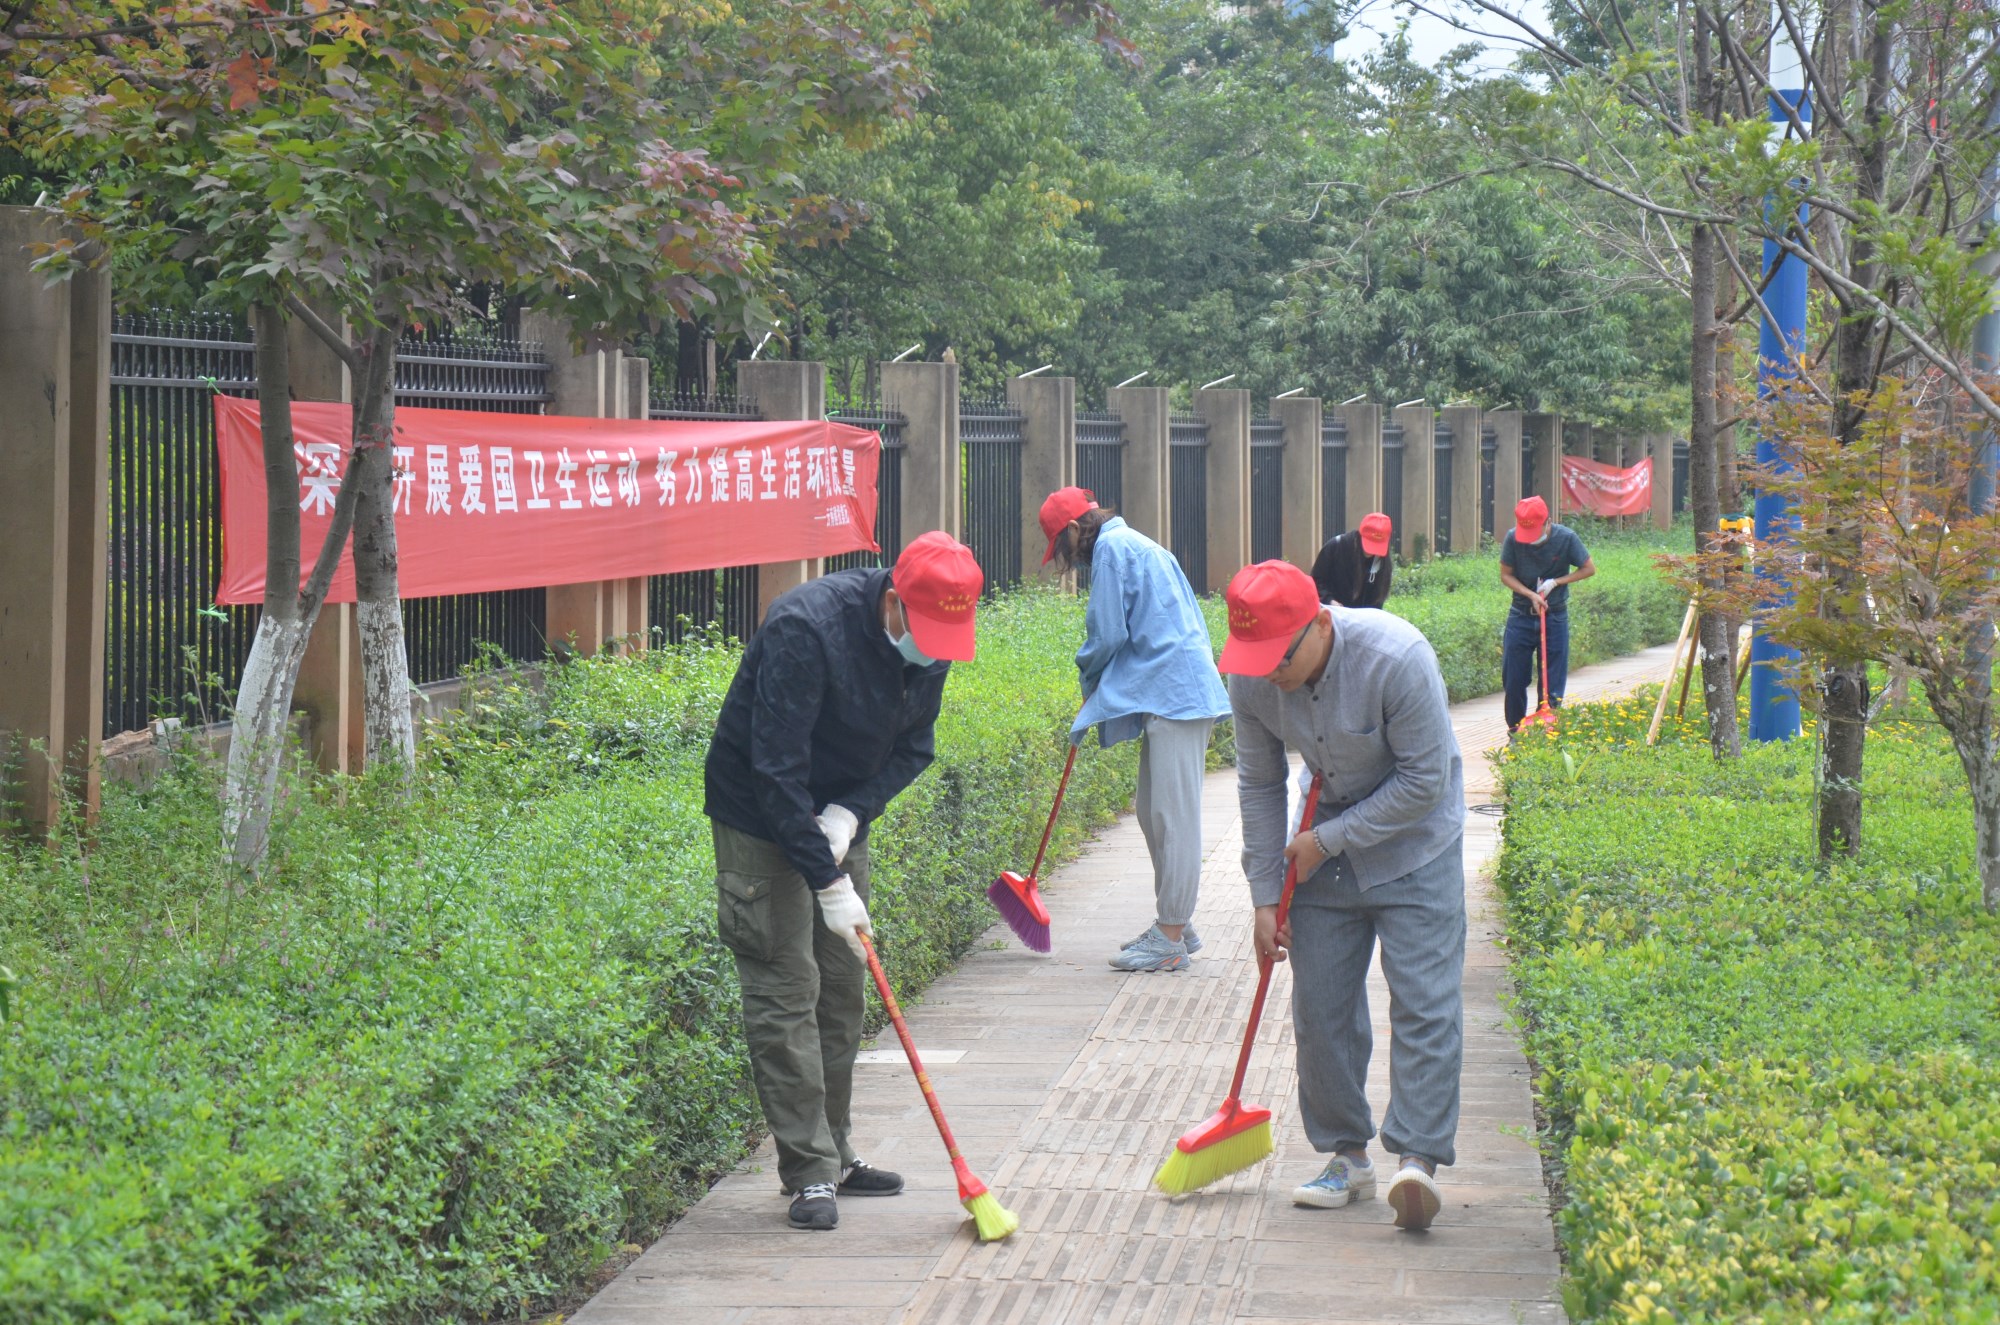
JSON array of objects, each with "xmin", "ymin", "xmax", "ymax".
[
  {"xmin": 1250, "ymin": 416, "xmax": 1285, "ymax": 564},
  {"xmin": 1381, "ymin": 422, "xmax": 1406, "ymax": 555},
  {"xmin": 1075, "ymin": 410, "xmax": 1126, "ymax": 513},
  {"xmin": 1432, "ymin": 419, "xmax": 1455, "ymax": 557},
  {"xmin": 647, "ymin": 390, "xmax": 765, "ymax": 642},
  {"xmin": 1321, "ymin": 416, "xmax": 1348, "ymax": 540},
  {"xmin": 1672, "ymin": 439, "xmax": 1690, "ymax": 514},
  {"xmin": 1480, "ymin": 424, "xmax": 1499, "ymax": 540},
  {"xmin": 1521, "ymin": 428, "xmax": 1538, "ymax": 502},
  {"xmin": 1169, "ymin": 414, "xmax": 1210, "ymax": 592},
  {"xmin": 826, "ymin": 396, "xmax": 908, "ymax": 574},
  {"xmin": 961, "ymin": 395, "xmax": 1025, "ymax": 595},
  {"xmin": 106, "ymin": 312, "xmax": 261, "ymax": 736}
]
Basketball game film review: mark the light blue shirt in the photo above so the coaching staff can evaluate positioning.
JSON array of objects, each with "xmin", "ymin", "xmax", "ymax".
[{"xmin": 1071, "ymin": 518, "xmax": 1232, "ymax": 748}]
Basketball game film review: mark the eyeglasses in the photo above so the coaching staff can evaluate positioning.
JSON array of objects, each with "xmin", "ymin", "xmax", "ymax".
[{"xmin": 1273, "ymin": 621, "xmax": 1313, "ymax": 674}]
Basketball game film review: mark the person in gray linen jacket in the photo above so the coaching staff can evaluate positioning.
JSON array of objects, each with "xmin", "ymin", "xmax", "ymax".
[{"xmin": 1215, "ymin": 558, "xmax": 1466, "ymax": 1232}]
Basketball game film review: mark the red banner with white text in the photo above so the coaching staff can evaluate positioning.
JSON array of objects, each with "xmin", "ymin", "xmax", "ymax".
[
  {"xmin": 1558, "ymin": 454, "xmax": 1653, "ymax": 518},
  {"xmin": 215, "ymin": 397, "xmax": 880, "ymax": 605}
]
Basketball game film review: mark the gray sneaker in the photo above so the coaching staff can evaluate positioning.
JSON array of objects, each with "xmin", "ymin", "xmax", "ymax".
[
  {"xmin": 1110, "ymin": 928, "xmax": 1190, "ymax": 971},
  {"xmin": 1121, "ymin": 923, "xmax": 1202, "ymax": 954}
]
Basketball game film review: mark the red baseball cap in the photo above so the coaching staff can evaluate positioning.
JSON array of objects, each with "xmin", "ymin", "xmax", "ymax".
[
  {"xmin": 1038, "ymin": 486, "xmax": 1098, "ymax": 565},
  {"xmin": 1515, "ymin": 495, "xmax": 1549, "ymax": 542},
  {"xmin": 893, "ymin": 531, "xmax": 983, "ymax": 662},
  {"xmin": 1358, "ymin": 511, "xmax": 1392, "ymax": 558},
  {"xmin": 1219, "ymin": 560, "xmax": 1323, "ymax": 675}
]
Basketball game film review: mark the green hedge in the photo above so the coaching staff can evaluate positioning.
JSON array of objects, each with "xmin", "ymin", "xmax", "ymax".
[
  {"xmin": 1200, "ymin": 518, "xmax": 1688, "ymax": 704},
  {"xmin": 1497, "ymin": 696, "xmax": 2000, "ymax": 1322},
  {"xmin": 0, "ymin": 587, "xmax": 1136, "ymax": 1323}
]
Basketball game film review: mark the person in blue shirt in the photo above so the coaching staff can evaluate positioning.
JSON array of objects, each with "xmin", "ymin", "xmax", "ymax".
[{"xmin": 1039, "ymin": 486, "xmax": 1232, "ymax": 972}]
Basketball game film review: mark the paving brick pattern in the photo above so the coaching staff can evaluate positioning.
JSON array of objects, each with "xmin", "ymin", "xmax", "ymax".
[{"xmin": 571, "ymin": 644, "xmax": 1680, "ymax": 1325}]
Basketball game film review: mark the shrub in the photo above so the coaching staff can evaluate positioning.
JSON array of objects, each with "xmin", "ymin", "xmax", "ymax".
[
  {"xmin": 1498, "ymin": 695, "xmax": 2000, "ymax": 1322},
  {"xmin": 0, "ymin": 586, "xmax": 1135, "ymax": 1323}
]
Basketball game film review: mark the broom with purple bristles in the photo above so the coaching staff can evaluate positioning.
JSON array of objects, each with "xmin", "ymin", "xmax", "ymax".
[{"xmin": 986, "ymin": 742, "xmax": 1077, "ymax": 952}]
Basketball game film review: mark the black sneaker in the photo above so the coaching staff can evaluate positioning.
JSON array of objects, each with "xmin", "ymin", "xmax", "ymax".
[
  {"xmin": 788, "ymin": 1182, "xmax": 838, "ymax": 1230},
  {"xmin": 838, "ymin": 1158, "xmax": 905, "ymax": 1197}
]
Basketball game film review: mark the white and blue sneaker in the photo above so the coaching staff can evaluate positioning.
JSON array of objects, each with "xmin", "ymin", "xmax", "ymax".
[
  {"xmin": 1293, "ymin": 1154, "xmax": 1376, "ymax": 1208},
  {"xmin": 1121, "ymin": 923, "xmax": 1202, "ymax": 954},
  {"xmin": 1109, "ymin": 927, "xmax": 1190, "ymax": 971}
]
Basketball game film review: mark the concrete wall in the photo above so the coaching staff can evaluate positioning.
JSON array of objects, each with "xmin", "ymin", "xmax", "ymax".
[
  {"xmin": 1392, "ymin": 404, "xmax": 1437, "ymax": 561},
  {"xmin": 1339, "ymin": 402, "xmax": 1384, "ymax": 536},
  {"xmin": 740, "ymin": 359, "xmax": 827, "ymax": 623},
  {"xmin": 883, "ymin": 360, "xmax": 959, "ymax": 543},
  {"xmin": 1489, "ymin": 410, "xmax": 1524, "ymax": 543},
  {"xmin": 1441, "ymin": 405, "xmax": 1483, "ymax": 556}
]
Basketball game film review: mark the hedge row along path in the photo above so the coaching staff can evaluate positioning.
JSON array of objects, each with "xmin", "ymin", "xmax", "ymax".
[{"xmin": 571, "ymin": 641, "xmax": 1680, "ymax": 1325}]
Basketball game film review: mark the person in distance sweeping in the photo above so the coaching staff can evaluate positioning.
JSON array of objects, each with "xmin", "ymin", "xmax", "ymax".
[
  {"xmin": 703, "ymin": 530, "xmax": 983, "ymax": 1232},
  {"xmin": 1498, "ymin": 495, "xmax": 1595, "ymax": 733},
  {"xmin": 1308, "ymin": 511, "xmax": 1395, "ymax": 609},
  {"xmin": 1219, "ymin": 560, "xmax": 1466, "ymax": 1232},
  {"xmin": 1040, "ymin": 486, "xmax": 1230, "ymax": 973}
]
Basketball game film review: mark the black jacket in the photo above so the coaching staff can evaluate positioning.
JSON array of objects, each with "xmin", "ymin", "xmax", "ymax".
[
  {"xmin": 703, "ymin": 568, "xmax": 949, "ymax": 888},
  {"xmin": 1309, "ymin": 530, "xmax": 1394, "ymax": 609}
]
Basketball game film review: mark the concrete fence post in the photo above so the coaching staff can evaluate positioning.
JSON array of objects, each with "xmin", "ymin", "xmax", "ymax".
[
  {"xmin": 1489, "ymin": 409, "xmax": 1525, "ymax": 541},
  {"xmin": 1393, "ymin": 403, "xmax": 1437, "ymax": 561},
  {"xmin": 1339, "ymin": 402, "xmax": 1384, "ymax": 535},
  {"xmin": 740, "ymin": 359, "xmax": 826, "ymax": 624},
  {"xmin": 1442, "ymin": 404, "xmax": 1483, "ymax": 555},
  {"xmin": 1648, "ymin": 433, "xmax": 1676, "ymax": 531},
  {"xmin": 1526, "ymin": 412, "xmax": 1564, "ymax": 507},
  {"xmin": 1107, "ymin": 385, "xmax": 1171, "ymax": 546},
  {"xmin": 281, "ymin": 297, "xmax": 362, "ymax": 774},
  {"xmin": 1008, "ymin": 374, "xmax": 1075, "ymax": 584},
  {"xmin": 883, "ymin": 359, "xmax": 959, "ymax": 547},
  {"xmin": 1274, "ymin": 394, "xmax": 1323, "ymax": 569},
  {"xmin": 0, "ymin": 207, "xmax": 90, "ymax": 832},
  {"xmin": 1195, "ymin": 387, "xmax": 1252, "ymax": 592}
]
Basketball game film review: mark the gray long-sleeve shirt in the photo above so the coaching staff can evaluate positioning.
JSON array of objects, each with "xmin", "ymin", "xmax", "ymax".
[{"xmin": 1230, "ymin": 604, "xmax": 1464, "ymax": 906}]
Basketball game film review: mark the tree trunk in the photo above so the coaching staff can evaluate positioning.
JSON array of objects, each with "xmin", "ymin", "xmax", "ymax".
[
  {"xmin": 1688, "ymin": 17, "xmax": 1742, "ymax": 758},
  {"xmin": 1815, "ymin": 0, "xmax": 1897, "ymax": 862},
  {"xmin": 348, "ymin": 322, "xmax": 417, "ymax": 779},
  {"xmin": 222, "ymin": 304, "xmax": 366, "ymax": 870}
]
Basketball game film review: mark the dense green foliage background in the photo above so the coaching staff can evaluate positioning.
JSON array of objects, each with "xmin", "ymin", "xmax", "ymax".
[
  {"xmin": 1498, "ymin": 698, "xmax": 2000, "ymax": 1321},
  {"xmin": 0, "ymin": 591, "xmax": 1137, "ymax": 1323}
]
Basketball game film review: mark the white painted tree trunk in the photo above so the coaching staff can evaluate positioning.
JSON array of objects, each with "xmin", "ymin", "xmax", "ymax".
[
  {"xmin": 358, "ymin": 596, "xmax": 416, "ymax": 774},
  {"xmin": 220, "ymin": 611, "xmax": 318, "ymax": 871}
]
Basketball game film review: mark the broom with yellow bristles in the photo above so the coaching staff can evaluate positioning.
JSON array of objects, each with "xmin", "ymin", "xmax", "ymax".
[
  {"xmin": 1154, "ymin": 773, "xmax": 1323, "ymax": 1194},
  {"xmin": 857, "ymin": 932, "xmax": 1019, "ymax": 1241}
]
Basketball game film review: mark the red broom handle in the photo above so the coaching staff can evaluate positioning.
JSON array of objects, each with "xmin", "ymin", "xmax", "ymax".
[
  {"xmin": 1224, "ymin": 773, "xmax": 1324, "ymax": 1103},
  {"xmin": 857, "ymin": 933, "xmax": 968, "ymax": 1164},
  {"xmin": 1027, "ymin": 743, "xmax": 1080, "ymax": 881}
]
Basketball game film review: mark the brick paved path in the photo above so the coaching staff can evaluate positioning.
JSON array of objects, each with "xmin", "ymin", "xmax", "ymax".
[{"xmin": 570, "ymin": 643, "xmax": 1679, "ymax": 1325}]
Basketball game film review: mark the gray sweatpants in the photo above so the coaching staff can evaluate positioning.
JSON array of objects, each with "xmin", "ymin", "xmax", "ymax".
[
  {"xmin": 1133, "ymin": 715, "xmax": 1214, "ymax": 928},
  {"xmin": 1288, "ymin": 836, "xmax": 1466, "ymax": 1166}
]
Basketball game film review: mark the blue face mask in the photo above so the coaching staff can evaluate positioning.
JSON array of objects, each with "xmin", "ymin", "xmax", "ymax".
[{"xmin": 889, "ymin": 628, "xmax": 935, "ymax": 668}]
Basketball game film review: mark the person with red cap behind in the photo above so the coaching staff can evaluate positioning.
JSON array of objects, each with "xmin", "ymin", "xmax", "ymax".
[
  {"xmin": 1497, "ymin": 495, "xmax": 1595, "ymax": 732},
  {"xmin": 1309, "ymin": 511, "xmax": 1395, "ymax": 609},
  {"xmin": 1218, "ymin": 559, "xmax": 1466, "ymax": 1231},
  {"xmin": 703, "ymin": 531, "xmax": 983, "ymax": 1232},
  {"xmin": 1039, "ymin": 486, "xmax": 1230, "ymax": 973}
]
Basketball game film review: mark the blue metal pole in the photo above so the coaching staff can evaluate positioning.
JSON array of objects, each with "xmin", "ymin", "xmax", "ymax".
[
  {"xmin": 1749, "ymin": 82, "xmax": 1811, "ymax": 743},
  {"xmin": 1972, "ymin": 101, "xmax": 2000, "ymax": 518}
]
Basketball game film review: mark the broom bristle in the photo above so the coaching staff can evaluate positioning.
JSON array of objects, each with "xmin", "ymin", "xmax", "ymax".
[
  {"xmin": 986, "ymin": 877, "xmax": 1052, "ymax": 953},
  {"xmin": 961, "ymin": 1190, "xmax": 1020, "ymax": 1241},
  {"xmin": 1152, "ymin": 1122, "xmax": 1273, "ymax": 1194}
]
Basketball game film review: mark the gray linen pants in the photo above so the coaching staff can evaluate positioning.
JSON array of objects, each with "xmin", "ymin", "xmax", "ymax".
[
  {"xmin": 1134, "ymin": 715, "xmax": 1214, "ymax": 928},
  {"xmin": 1288, "ymin": 835, "xmax": 1466, "ymax": 1166},
  {"xmin": 712, "ymin": 820, "xmax": 869, "ymax": 1192}
]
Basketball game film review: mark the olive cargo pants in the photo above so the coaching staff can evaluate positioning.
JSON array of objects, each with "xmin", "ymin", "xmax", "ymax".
[{"xmin": 712, "ymin": 820, "xmax": 870, "ymax": 1193}]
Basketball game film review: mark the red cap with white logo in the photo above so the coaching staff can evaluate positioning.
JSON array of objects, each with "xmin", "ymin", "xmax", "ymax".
[{"xmin": 1218, "ymin": 560, "xmax": 1323, "ymax": 676}]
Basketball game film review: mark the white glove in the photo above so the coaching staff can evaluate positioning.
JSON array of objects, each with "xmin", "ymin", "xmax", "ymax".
[
  {"xmin": 816, "ymin": 875, "xmax": 872, "ymax": 960},
  {"xmin": 1536, "ymin": 578, "xmax": 1557, "ymax": 597},
  {"xmin": 816, "ymin": 803, "xmax": 859, "ymax": 865}
]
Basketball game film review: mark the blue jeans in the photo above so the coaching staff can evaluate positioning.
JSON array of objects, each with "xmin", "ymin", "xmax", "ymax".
[{"xmin": 1503, "ymin": 611, "xmax": 1569, "ymax": 731}]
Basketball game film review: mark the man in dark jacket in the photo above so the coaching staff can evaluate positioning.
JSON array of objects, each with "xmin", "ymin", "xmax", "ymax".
[
  {"xmin": 703, "ymin": 530, "xmax": 983, "ymax": 1231},
  {"xmin": 1309, "ymin": 511, "xmax": 1395, "ymax": 609}
]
